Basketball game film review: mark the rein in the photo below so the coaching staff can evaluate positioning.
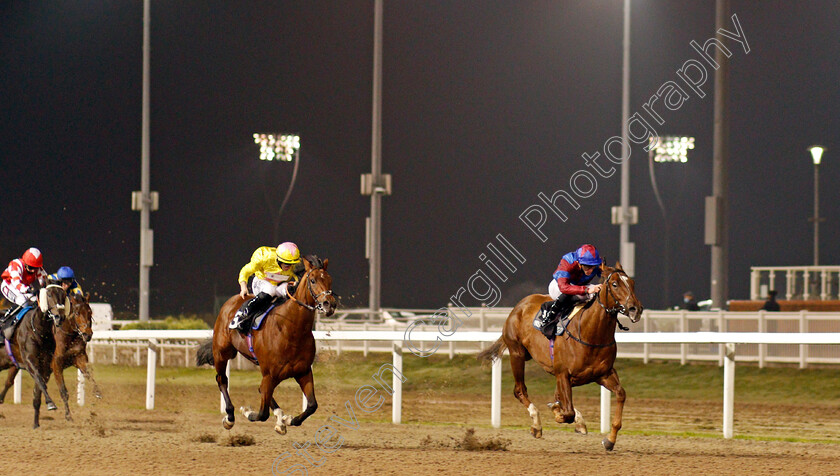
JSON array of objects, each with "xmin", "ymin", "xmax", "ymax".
[
  {"xmin": 57, "ymin": 299, "xmax": 91, "ymax": 340},
  {"xmin": 558, "ymin": 270, "xmax": 633, "ymax": 348},
  {"xmin": 287, "ymin": 268, "xmax": 333, "ymax": 313},
  {"xmin": 596, "ymin": 271, "xmax": 632, "ymax": 332}
]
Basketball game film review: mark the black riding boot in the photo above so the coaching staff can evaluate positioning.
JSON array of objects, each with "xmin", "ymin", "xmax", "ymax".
[
  {"xmin": 230, "ymin": 292, "xmax": 274, "ymax": 332},
  {"xmin": 1, "ymin": 307, "xmax": 18, "ymax": 341},
  {"xmin": 534, "ymin": 294, "xmax": 579, "ymax": 339}
]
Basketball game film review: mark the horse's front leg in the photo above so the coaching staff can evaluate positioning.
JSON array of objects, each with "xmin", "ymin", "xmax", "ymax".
[
  {"xmin": 549, "ymin": 371, "xmax": 576, "ymax": 425},
  {"xmin": 597, "ymin": 368, "xmax": 625, "ymax": 451},
  {"xmin": 23, "ymin": 355, "xmax": 56, "ymax": 412},
  {"xmin": 290, "ymin": 368, "xmax": 317, "ymax": 427},
  {"xmin": 51, "ymin": 357, "xmax": 72, "ymax": 421},
  {"xmin": 0, "ymin": 366, "xmax": 19, "ymax": 404}
]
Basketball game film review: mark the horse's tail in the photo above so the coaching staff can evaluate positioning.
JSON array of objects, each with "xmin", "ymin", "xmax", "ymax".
[
  {"xmin": 195, "ymin": 338, "xmax": 214, "ymax": 366},
  {"xmin": 477, "ymin": 336, "xmax": 507, "ymax": 364}
]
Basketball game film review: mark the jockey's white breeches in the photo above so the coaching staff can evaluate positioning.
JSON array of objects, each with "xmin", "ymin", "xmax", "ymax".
[
  {"xmin": 1, "ymin": 281, "xmax": 32, "ymax": 307},
  {"xmin": 252, "ymin": 277, "xmax": 290, "ymax": 299}
]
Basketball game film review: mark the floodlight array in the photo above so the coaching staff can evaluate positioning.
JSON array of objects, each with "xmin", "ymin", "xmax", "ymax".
[
  {"xmin": 253, "ymin": 133, "xmax": 300, "ymax": 162},
  {"xmin": 650, "ymin": 136, "xmax": 695, "ymax": 163}
]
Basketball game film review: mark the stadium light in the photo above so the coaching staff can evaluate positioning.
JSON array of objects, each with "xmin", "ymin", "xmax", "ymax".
[
  {"xmin": 808, "ymin": 145, "xmax": 826, "ymax": 266},
  {"xmin": 252, "ymin": 133, "xmax": 301, "ymax": 243},
  {"xmin": 650, "ymin": 136, "xmax": 695, "ymax": 163},
  {"xmin": 253, "ymin": 133, "xmax": 300, "ymax": 162},
  {"xmin": 648, "ymin": 135, "xmax": 694, "ymax": 309}
]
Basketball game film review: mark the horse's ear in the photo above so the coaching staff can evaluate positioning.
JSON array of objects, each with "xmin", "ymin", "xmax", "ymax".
[
  {"xmin": 303, "ymin": 258, "xmax": 313, "ymax": 272},
  {"xmin": 322, "ymin": 258, "xmax": 328, "ymax": 270},
  {"xmin": 85, "ymin": 292, "xmax": 90, "ymax": 303},
  {"xmin": 615, "ymin": 261, "xmax": 624, "ymax": 271}
]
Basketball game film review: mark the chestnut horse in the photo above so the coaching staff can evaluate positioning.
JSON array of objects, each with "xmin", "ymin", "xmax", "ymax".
[
  {"xmin": 2, "ymin": 284, "xmax": 70, "ymax": 428},
  {"xmin": 1, "ymin": 292, "xmax": 102, "ymax": 420},
  {"xmin": 211, "ymin": 255, "xmax": 335, "ymax": 434},
  {"xmin": 478, "ymin": 262, "xmax": 642, "ymax": 451}
]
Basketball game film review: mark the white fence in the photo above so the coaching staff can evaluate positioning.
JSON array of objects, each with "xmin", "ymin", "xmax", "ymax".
[
  {"xmin": 16, "ymin": 328, "xmax": 836, "ymax": 440},
  {"xmin": 750, "ymin": 265, "xmax": 840, "ymax": 300},
  {"xmin": 311, "ymin": 308, "xmax": 840, "ymax": 368}
]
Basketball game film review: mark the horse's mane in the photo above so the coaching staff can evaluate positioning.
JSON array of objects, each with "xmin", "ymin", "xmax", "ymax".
[{"xmin": 304, "ymin": 254, "xmax": 324, "ymax": 269}]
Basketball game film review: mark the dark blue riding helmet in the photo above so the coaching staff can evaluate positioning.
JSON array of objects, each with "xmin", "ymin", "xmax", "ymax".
[{"xmin": 56, "ymin": 266, "xmax": 75, "ymax": 280}]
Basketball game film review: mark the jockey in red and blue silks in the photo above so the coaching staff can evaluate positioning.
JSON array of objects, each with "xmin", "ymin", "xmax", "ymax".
[
  {"xmin": 549, "ymin": 244, "xmax": 603, "ymax": 299},
  {"xmin": 535, "ymin": 244, "xmax": 604, "ymax": 337}
]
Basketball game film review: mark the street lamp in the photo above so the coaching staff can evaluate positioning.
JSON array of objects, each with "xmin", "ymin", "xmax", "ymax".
[
  {"xmin": 253, "ymin": 133, "xmax": 301, "ymax": 243},
  {"xmin": 808, "ymin": 145, "xmax": 826, "ymax": 266},
  {"xmin": 648, "ymin": 136, "xmax": 695, "ymax": 309}
]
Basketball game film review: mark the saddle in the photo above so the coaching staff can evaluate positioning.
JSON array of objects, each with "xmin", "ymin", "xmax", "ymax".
[
  {"xmin": 1, "ymin": 305, "xmax": 33, "ymax": 341},
  {"xmin": 533, "ymin": 301, "xmax": 588, "ymax": 341}
]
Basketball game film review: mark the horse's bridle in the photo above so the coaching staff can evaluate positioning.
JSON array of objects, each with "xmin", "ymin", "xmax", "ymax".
[
  {"xmin": 287, "ymin": 268, "xmax": 333, "ymax": 313},
  {"xmin": 557, "ymin": 270, "xmax": 635, "ymax": 348},
  {"xmin": 596, "ymin": 270, "xmax": 633, "ymax": 331},
  {"xmin": 41, "ymin": 284, "xmax": 67, "ymax": 328},
  {"xmin": 59, "ymin": 297, "xmax": 92, "ymax": 340}
]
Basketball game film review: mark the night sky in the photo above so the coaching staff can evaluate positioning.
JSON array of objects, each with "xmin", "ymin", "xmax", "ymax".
[{"xmin": 1, "ymin": 1, "xmax": 838, "ymax": 316}]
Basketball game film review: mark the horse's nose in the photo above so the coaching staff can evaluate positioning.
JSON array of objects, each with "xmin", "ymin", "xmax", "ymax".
[
  {"xmin": 627, "ymin": 306, "xmax": 641, "ymax": 322},
  {"xmin": 84, "ymin": 333, "xmax": 93, "ymax": 342}
]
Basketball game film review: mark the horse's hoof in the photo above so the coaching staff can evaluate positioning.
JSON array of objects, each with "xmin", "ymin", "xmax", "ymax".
[
  {"xmin": 530, "ymin": 427, "xmax": 542, "ymax": 439},
  {"xmin": 33, "ymin": 424, "xmax": 40, "ymax": 430},
  {"xmin": 222, "ymin": 415, "xmax": 234, "ymax": 430},
  {"xmin": 575, "ymin": 424, "xmax": 587, "ymax": 435},
  {"xmin": 274, "ymin": 424, "xmax": 287, "ymax": 435},
  {"xmin": 602, "ymin": 437, "xmax": 615, "ymax": 451},
  {"xmin": 65, "ymin": 414, "xmax": 73, "ymax": 422},
  {"xmin": 46, "ymin": 402, "xmax": 57, "ymax": 411},
  {"xmin": 95, "ymin": 393, "xmax": 102, "ymax": 400}
]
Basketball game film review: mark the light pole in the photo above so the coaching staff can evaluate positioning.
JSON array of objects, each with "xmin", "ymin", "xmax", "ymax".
[
  {"xmin": 648, "ymin": 136, "xmax": 694, "ymax": 308},
  {"xmin": 130, "ymin": 0, "xmax": 158, "ymax": 321},
  {"xmin": 808, "ymin": 145, "xmax": 825, "ymax": 266},
  {"xmin": 253, "ymin": 133, "xmax": 301, "ymax": 243},
  {"xmin": 361, "ymin": 0, "xmax": 392, "ymax": 321}
]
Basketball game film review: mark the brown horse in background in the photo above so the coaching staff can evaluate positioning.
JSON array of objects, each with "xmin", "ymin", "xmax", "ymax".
[
  {"xmin": 210, "ymin": 255, "xmax": 335, "ymax": 434},
  {"xmin": 478, "ymin": 262, "xmax": 642, "ymax": 451},
  {"xmin": 1, "ymin": 292, "xmax": 101, "ymax": 420},
  {"xmin": 1, "ymin": 284, "xmax": 70, "ymax": 428}
]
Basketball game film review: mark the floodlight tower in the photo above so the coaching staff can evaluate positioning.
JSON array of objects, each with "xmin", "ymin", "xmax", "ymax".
[
  {"xmin": 649, "ymin": 136, "xmax": 695, "ymax": 308},
  {"xmin": 253, "ymin": 133, "xmax": 301, "ymax": 243}
]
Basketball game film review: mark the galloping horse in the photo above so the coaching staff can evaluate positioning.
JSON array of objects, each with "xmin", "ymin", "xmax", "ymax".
[
  {"xmin": 210, "ymin": 255, "xmax": 335, "ymax": 434},
  {"xmin": 1, "ymin": 292, "xmax": 102, "ymax": 421},
  {"xmin": 2, "ymin": 284, "xmax": 70, "ymax": 428},
  {"xmin": 478, "ymin": 262, "xmax": 642, "ymax": 451}
]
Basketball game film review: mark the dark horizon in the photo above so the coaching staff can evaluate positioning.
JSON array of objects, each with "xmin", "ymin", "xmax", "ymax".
[{"xmin": 1, "ymin": 1, "xmax": 838, "ymax": 317}]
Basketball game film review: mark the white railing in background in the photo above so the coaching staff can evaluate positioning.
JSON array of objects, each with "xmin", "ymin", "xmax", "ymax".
[
  {"xmin": 96, "ymin": 310, "xmax": 840, "ymax": 368},
  {"xmin": 15, "ymin": 328, "xmax": 839, "ymax": 440},
  {"xmin": 750, "ymin": 266, "xmax": 840, "ymax": 300}
]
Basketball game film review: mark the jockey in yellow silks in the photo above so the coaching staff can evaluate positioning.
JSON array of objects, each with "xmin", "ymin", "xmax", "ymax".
[{"xmin": 229, "ymin": 242, "xmax": 301, "ymax": 332}]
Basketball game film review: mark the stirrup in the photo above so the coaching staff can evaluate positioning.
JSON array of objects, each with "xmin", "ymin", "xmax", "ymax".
[{"xmin": 229, "ymin": 313, "xmax": 244, "ymax": 329}]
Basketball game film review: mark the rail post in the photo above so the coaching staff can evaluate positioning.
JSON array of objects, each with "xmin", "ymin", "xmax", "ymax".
[
  {"xmin": 392, "ymin": 342, "xmax": 403, "ymax": 424},
  {"xmin": 77, "ymin": 368, "xmax": 85, "ymax": 406},
  {"xmin": 600, "ymin": 386, "xmax": 611, "ymax": 434},
  {"xmin": 723, "ymin": 342, "xmax": 735, "ymax": 438},
  {"xmin": 491, "ymin": 356, "xmax": 501, "ymax": 428},
  {"xmin": 13, "ymin": 371, "xmax": 22, "ymax": 404},
  {"xmin": 146, "ymin": 338, "xmax": 157, "ymax": 410}
]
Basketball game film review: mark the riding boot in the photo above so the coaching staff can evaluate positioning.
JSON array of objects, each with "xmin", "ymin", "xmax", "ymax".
[
  {"xmin": 1, "ymin": 308, "xmax": 17, "ymax": 341},
  {"xmin": 230, "ymin": 292, "xmax": 273, "ymax": 332},
  {"xmin": 534, "ymin": 294, "xmax": 578, "ymax": 339}
]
